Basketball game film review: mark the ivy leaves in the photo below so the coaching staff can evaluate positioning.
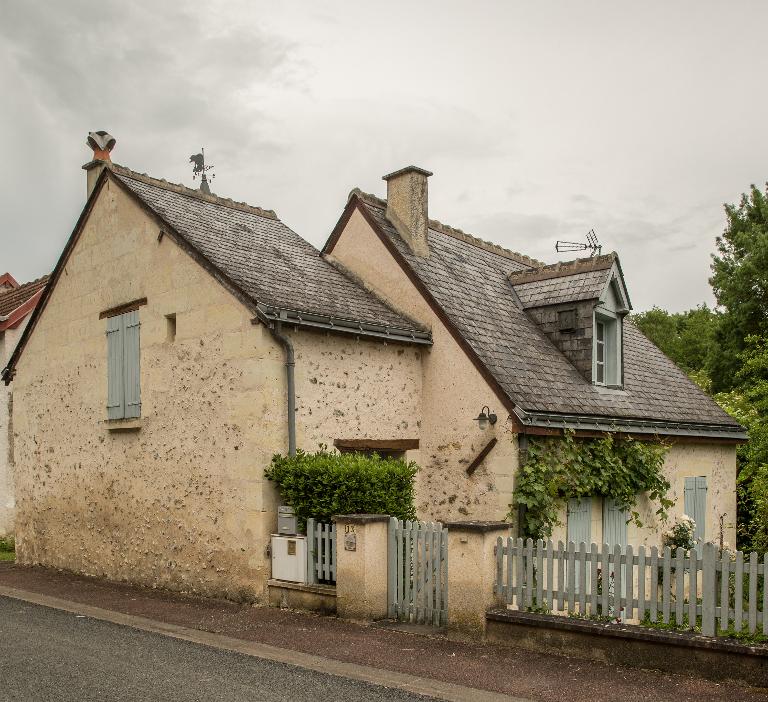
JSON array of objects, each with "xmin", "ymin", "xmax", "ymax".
[{"xmin": 513, "ymin": 430, "xmax": 671, "ymax": 539}]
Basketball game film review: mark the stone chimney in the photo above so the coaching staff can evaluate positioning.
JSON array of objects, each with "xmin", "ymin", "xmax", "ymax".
[
  {"xmin": 83, "ymin": 131, "xmax": 116, "ymax": 198},
  {"xmin": 383, "ymin": 165, "xmax": 433, "ymax": 257}
]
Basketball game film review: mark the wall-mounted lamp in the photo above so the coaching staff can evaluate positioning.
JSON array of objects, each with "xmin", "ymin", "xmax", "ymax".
[{"xmin": 474, "ymin": 406, "xmax": 497, "ymax": 430}]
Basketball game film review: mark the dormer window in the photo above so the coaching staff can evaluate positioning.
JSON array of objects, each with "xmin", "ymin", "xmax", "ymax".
[
  {"xmin": 595, "ymin": 320, "xmax": 606, "ymax": 383},
  {"xmin": 594, "ymin": 313, "xmax": 621, "ymax": 386},
  {"xmin": 593, "ymin": 276, "xmax": 627, "ymax": 387}
]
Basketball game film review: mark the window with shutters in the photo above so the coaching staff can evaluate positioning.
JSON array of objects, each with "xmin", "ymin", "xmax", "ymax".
[
  {"xmin": 106, "ymin": 310, "xmax": 141, "ymax": 420},
  {"xmin": 683, "ymin": 476, "xmax": 707, "ymax": 542}
]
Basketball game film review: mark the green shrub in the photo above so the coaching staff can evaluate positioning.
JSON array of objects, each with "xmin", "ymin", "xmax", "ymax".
[
  {"xmin": 0, "ymin": 536, "xmax": 15, "ymax": 562},
  {"xmin": 264, "ymin": 448, "xmax": 418, "ymax": 529}
]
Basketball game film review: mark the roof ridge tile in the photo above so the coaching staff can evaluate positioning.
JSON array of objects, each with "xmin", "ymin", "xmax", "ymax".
[
  {"xmin": 111, "ymin": 164, "xmax": 279, "ymax": 220},
  {"xmin": 350, "ymin": 189, "xmax": 542, "ymax": 268}
]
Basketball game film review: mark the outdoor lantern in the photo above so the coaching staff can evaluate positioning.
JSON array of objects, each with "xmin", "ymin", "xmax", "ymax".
[{"xmin": 474, "ymin": 405, "xmax": 497, "ymax": 429}]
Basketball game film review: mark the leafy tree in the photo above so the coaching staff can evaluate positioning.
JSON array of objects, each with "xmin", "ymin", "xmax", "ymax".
[
  {"xmin": 726, "ymin": 337, "xmax": 768, "ymax": 552},
  {"xmin": 631, "ymin": 305, "xmax": 718, "ymax": 374},
  {"xmin": 709, "ymin": 184, "xmax": 768, "ymax": 392}
]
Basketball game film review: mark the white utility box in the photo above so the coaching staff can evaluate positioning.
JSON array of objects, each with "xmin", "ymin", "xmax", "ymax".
[{"xmin": 271, "ymin": 534, "xmax": 307, "ymax": 583}]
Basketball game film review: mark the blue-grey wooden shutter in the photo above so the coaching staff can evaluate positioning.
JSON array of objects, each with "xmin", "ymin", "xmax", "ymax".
[
  {"xmin": 568, "ymin": 497, "xmax": 591, "ymax": 594},
  {"xmin": 106, "ymin": 315, "xmax": 125, "ymax": 419},
  {"xmin": 684, "ymin": 477, "xmax": 707, "ymax": 542},
  {"xmin": 122, "ymin": 310, "xmax": 141, "ymax": 419},
  {"xmin": 567, "ymin": 498, "xmax": 591, "ymax": 545},
  {"xmin": 684, "ymin": 476, "xmax": 695, "ymax": 522},
  {"xmin": 694, "ymin": 477, "xmax": 707, "ymax": 542},
  {"xmin": 603, "ymin": 497, "xmax": 628, "ymax": 547}
]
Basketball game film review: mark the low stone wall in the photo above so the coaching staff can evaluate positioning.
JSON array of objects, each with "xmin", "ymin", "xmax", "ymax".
[
  {"xmin": 267, "ymin": 580, "xmax": 336, "ymax": 615},
  {"xmin": 486, "ymin": 608, "xmax": 768, "ymax": 687}
]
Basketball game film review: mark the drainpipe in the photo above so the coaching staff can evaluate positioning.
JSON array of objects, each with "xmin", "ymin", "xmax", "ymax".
[{"xmin": 269, "ymin": 315, "xmax": 296, "ymax": 457}]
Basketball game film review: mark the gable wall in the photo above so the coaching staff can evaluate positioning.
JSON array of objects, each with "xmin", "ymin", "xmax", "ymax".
[
  {"xmin": 11, "ymin": 180, "xmax": 421, "ymax": 598},
  {"xmin": 327, "ymin": 207, "xmax": 518, "ymax": 522}
]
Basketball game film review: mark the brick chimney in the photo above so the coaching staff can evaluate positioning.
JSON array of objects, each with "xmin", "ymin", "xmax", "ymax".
[
  {"xmin": 83, "ymin": 131, "xmax": 116, "ymax": 198},
  {"xmin": 383, "ymin": 165, "xmax": 433, "ymax": 257}
]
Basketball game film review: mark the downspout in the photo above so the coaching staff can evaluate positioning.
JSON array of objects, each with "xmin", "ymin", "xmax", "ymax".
[{"xmin": 269, "ymin": 316, "xmax": 296, "ymax": 457}]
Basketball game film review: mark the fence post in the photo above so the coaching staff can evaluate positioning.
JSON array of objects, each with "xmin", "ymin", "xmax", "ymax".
[
  {"xmin": 444, "ymin": 520, "xmax": 510, "ymax": 640},
  {"xmin": 702, "ymin": 541, "xmax": 716, "ymax": 637},
  {"xmin": 333, "ymin": 514, "xmax": 390, "ymax": 621},
  {"xmin": 387, "ymin": 517, "xmax": 397, "ymax": 619},
  {"xmin": 306, "ymin": 518, "xmax": 317, "ymax": 585}
]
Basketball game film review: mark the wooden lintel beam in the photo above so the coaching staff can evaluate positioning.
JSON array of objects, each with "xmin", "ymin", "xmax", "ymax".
[
  {"xmin": 466, "ymin": 437, "xmax": 498, "ymax": 476},
  {"xmin": 333, "ymin": 438, "xmax": 419, "ymax": 451}
]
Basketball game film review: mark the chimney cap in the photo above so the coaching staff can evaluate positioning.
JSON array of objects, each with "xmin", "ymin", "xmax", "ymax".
[
  {"xmin": 382, "ymin": 165, "xmax": 433, "ymax": 181},
  {"xmin": 86, "ymin": 131, "xmax": 116, "ymax": 160}
]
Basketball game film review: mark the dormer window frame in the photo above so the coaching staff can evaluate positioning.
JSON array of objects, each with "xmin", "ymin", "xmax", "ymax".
[
  {"xmin": 593, "ymin": 307, "xmax": 621, "ymax": 387},
  {"xmin": 592, "ymin": 270, "xmax": 629, "ymax": 389}
]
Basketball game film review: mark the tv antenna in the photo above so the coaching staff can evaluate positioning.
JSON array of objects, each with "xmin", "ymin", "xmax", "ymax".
[
  {"xmin": 555, "ymin": 229, "xmax": 602, "ymax": 257},
  {"xmin": 189, "ymin": 147, "xmax": 215, "ymax": 194}
]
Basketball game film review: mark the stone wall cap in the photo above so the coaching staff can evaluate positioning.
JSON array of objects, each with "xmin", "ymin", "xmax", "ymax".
[
  {"xmin": 443, "ymin": 520, "xmax": 511, "ymax": 533},
  {"xmin": 486, "ymin": 608, "xmax": 768, "ymax": 657},
  {"xmin": 332, "ymin": 514, "xmax": 391, "ymax": 524}
]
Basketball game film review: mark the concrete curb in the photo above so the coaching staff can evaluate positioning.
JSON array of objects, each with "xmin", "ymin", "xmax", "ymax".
[{"xmin": 0, "ymin": 585, "xmax": 526, "ymax": 702}]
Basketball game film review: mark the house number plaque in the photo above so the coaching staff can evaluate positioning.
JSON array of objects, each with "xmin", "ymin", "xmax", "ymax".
[{"xmin": 344, "ymin": 532, "xmax": 357, "ymax": 551}]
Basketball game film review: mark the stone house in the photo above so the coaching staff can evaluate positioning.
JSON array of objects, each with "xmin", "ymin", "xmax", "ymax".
[
  {"xmin": 0, "ymin": 272, "xmax": 48, "ymax": 536},
  {"xmin": 2, "ymin": 135, "xmax": 744, "ymax": 599},
  {"xmin": 1, "ymin": 135, "xmax": 430, "ymax": 599},
  {"xmin": 322, "ymin": 167, "xmax": 745, "ymax": 551}
]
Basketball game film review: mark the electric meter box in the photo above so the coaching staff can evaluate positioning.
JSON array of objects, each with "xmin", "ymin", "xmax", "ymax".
[{"xmin": 271, "ymin": 534, "xmax": 307, "ymax": 583}]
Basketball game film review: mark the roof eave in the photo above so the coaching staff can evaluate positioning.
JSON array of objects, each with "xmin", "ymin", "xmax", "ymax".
[
  {"xmin": 254, "ymin": 304, "xmax": 433, "ymax": 346},
  {"xmin": 515, "ymin": 408, "xmax": 747, "ymax": 441}
]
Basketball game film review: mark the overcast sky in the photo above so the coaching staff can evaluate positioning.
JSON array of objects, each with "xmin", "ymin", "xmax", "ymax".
[{"xmin": 2, "ymin": 1, "xmax": 767, "ymax": 312}]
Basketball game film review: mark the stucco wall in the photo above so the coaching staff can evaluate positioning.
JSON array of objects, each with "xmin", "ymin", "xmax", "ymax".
[
  {"xmin": 328, "ymin": 207, "xmax": 518, "ymax": 523},
  {"xmin": 0, "ymin": 317, "xmax": 30, "ymax": 536},
  {"xmin": 11, "ymin": 179, "xmax": 421, "ymax": 598},
  {"xmin": 549, "ymin": 441, "xmax": 738, "ymax": 549}
]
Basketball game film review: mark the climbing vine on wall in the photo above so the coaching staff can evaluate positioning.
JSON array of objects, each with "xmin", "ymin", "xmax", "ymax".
[{"xmin": 511, "ymin": 430, "xmax": 673, "ymax": 540}]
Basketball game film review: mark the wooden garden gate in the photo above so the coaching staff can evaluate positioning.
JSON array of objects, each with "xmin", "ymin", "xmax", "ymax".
[{"xmin": 388, "ymin": 518, "xmax": 448, "ymax": 626}]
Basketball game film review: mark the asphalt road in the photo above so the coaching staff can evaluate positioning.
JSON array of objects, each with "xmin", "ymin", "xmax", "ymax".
[{"xmin": 0, "ymin": 596, "xmax": 433, "ymax": 702}]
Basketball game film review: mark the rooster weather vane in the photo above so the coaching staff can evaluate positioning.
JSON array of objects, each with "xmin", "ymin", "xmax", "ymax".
[
  {"xmin": 555, "ymin": 229, "xmax": 602, "ymax": 257},
  {"xmin": 190, "ymin": 148, "xmax": 215, "ymax": 195}
]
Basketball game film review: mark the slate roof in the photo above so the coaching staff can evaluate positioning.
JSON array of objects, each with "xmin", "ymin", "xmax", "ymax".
[
  {"xmin": 353, "ymin": 193, "xmax": 742, "ymax": 436},
  {"xmin": 0, "ymin": 276, "xmax": 49, "ymax": 317},
  {"xmin": 509, "ymin": 256, "xmax": 616, "ymax": 309},
  {"xmin": 111, "ymin": 168, "xmax": 428, "ymax": 338}
]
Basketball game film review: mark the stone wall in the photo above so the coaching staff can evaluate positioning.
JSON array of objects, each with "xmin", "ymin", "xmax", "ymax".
[
  {"xmin": 327, "ymin": 207, "xmax": 518, "ymax": 524},
  {"xmin": 0, "ymin": 317, "xmax": 29, "ymax": 536},
  {"xmin": 10, "ymin": 179, "xmax": 421, "ymax": 599},
  {"xmin": 549, "ymin": 441, "xmax": 738, "ymax": 548}
]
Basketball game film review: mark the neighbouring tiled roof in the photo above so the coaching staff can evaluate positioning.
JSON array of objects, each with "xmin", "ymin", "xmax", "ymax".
[
  {"xmin": 357, "ymin": 195, "xmax": 741, "ymax": 431},
  {"xmin": 0, "ymin": 275, "xmax": 49, "ymax": 317},
  {"xmin": 112, "ymin": 168, "xmax": 426, "ymax": 334}
]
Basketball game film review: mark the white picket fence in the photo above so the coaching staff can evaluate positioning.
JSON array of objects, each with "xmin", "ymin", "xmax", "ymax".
[
  {"xmin": 495, "ymin": 538, "xmax": 768, "ymax": 637},
  {"xmin": 306, "ymin": 518, "xmax": 336, "ymax": 585}
]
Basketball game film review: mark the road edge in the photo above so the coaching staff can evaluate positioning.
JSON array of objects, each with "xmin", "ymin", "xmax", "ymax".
[{"xmin": 0, "ymin": 584, "xmax": 526, "ymax": 702}]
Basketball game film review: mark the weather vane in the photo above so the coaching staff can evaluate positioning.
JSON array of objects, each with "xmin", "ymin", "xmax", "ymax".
[
  {"xmin": 555, "ymin": 229, "xmax": 602, "ymax": 257},
  {"xmin": 189, "ymin": 148, "xmax": 215, "ymax": 195}
]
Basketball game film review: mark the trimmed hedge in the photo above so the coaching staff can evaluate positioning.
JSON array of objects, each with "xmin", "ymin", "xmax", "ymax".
[{"xmin": 264, "ymin": 448, "xmax": 418, "ymax": 529}]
